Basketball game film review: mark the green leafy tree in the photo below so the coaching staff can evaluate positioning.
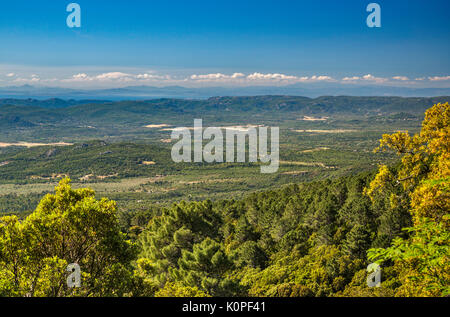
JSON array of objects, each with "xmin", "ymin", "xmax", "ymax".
[
  {"xmin": 367, "ymin": 102, "xmax": 449, "ymax": 297},
  {"xmin": 0, "ymin": 178, "xmax": 140, "ymax": 297}
]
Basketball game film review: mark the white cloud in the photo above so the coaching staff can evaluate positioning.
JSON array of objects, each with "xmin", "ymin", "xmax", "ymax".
[
  {"xmin": 342, "ymin": 76, "xmax": 361, "ymax": 81},
  {"xmin": 245, "ymin": 73, "xmax": 333, "ymax": 83},
  {"xmin": 65, "ymin": 72, "xmax": 135, "ymax": 83},
  {"xmin": 362, "ymin": 74, "xmax": 387, "ymax": 83},
  {"xmin": 64, "ymin": 73, "xmax": 92, "ymax": 83},
  {"xmin": 247, "ymin": 72, "xmax": 299, "ymax": 81},
  {"xmin": 72, "ymin": 73, "xmax": 89, "ymax": 80},
  {"xmin": 341, "ymin": 75, "xmax": 449, "ymax": 84},
  {"xmin": 187, "ymin": 72, "xmax": 324, "ymax": 84},
  {"xmin": 95, "ymin": 72, "xmax": 132, "ymax": 80},
  {"xmin": 310, "ymin": 75, "xmax": 333, "ymax": 81},
  {"xmin": 136, "ymin": 73, "xmax": 170, "ymax": 80},
  {"xmin": 231, "ymin": 72, "xmax": 245, "ymax": 78},
  {"xmin": 342, "ymin": 74, "xmax": 388, "ymax": 83},
  {"xmin": 392, "ymin": 76, "xmax": 409, "ymax": 81},
  {"xmin": 191, "ymin": 73, "xmax": 230, "ymax": 80},
  {"xmin": 1, "ymin": 66, "xmax": 447, "ymax": 89},
  {"xmin": 13, "ymin": 74, "xmax": 41, "ymax": 83},
  {"xmin": 189, "ymin": 72, "xmax": 246, "ymax": 81},
  {"xmin": 428, "ymin": 76, "xmax": 450, "ymax": 81}
]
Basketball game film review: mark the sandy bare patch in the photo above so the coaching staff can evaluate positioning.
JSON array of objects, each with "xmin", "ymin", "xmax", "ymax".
[
  {"xmin": 161, "ymin": 124, "xmax": 264, "ymax": 132},
  {"xmin": 141, "ymin": 161, "xmax": 156, "ymax": 165},
  {"xmin": 0, "ymin": 142, "xmax": 73, "ymax": 148},
  {"xmin": 179, "ymin": 180, "xmax": 203, "ymax": 185},
  {"xmin": 177, "ymin": 178, "xmax": 244, "ymax": 185},
  {"xmin": 280, "ymin": 160, "xmax": 327, "ymax": 168},
  {"xmin": 30, "ymin": 173, "xmax": 69, "ymax": 180},
  {"xmin": 78, "ymin": 125, "xmax": 96, "ymax": 129},
  {"xmin": 160, "ymin": 139, "xmax": 173, "ymax": 143},
  {"xmin": 301, "ymin": 147, "xmax": 330, "ymax": 153},
  {"xmin": 293, "ymin": 129, "xmax": 356, "ymax": 133},
  {"xmin": 80, "ymin": 174, "xmax": 94, "ymax": 181},
  {"xmin": 281, "ymin": 170, "xmax": 308, "ymax": 175},
  {"xmin": 0, "ymin": 161, "xmax": 10, "ymax": 167},
  {"xmin": 299, "ymin": 116, "xmax": 329, "ymax": 121},
  {"xmin": 144, "ymin": 124, "xmax": 172, "ymax": 128},
  {"xmin": 79, "ymin": 174, "xmax": 118, "ymax": 181},
  {"xmin": 223, "ymin": 125, "xmax": 264, "ymax": 132},
  {"xmin": 97, "ymin": 173, "xmax": 119, "ymax": 180}
]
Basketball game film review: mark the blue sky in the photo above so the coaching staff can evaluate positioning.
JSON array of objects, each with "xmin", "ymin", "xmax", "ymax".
[{"xmin": 0, "ymin": 0, "xmax": 449, "ymax": 88}]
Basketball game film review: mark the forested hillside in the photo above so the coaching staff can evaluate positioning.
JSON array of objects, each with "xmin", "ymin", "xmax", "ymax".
[
  {"xmin": 0, "ymin": 102, "xmax": 447, "ymax": 297},
  {"xmin": 1, "ymin": 96, "xmax": 448, "ymax": 126},
  {"xmin": 3, "ymin": 96, "xmax": 424, "ymax": 214}
]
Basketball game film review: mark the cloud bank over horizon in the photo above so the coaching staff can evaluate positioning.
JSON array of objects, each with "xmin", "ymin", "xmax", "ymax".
[{"xmin": 1, "ymin": 66, "xmax": 449, "ymax": 89}]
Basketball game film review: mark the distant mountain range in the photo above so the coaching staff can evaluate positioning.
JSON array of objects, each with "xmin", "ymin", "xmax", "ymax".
[
  {"xmin": 1, "ymin": 96, "xmax": 449, "ymax": 117},
  {"xmin": 1, "ymin": 95, "xmax": 448, "ymax": 142},
  {"xmin": 0, "ymin": 84, "xmax": 449, "ymax": 100}
]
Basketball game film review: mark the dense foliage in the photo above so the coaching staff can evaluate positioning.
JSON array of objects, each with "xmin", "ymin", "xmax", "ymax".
[
  {"xmin": 0, "ymin": 179, "xmax": 141, "ymax": 296},
  {"xmin": 0, "ymin": 95, "xmax": 444, "ymax": 143},
  {"xmin": 0, "ymin": 102, "xmax": 448, "ymax": 297},
  {"xmin": 366, "ymin": 102, "xmax": 449, "ymax": 296}
]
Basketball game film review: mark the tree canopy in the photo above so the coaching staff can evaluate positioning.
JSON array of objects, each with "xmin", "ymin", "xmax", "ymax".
[{"xmin": 0, "ymin": 102, "xmax": 448, "ymax": 297}]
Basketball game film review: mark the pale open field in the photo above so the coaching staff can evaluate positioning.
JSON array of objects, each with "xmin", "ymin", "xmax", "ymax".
[
  {"xmin": 293, "ymin": 129, "xmax": 357, "ymax": 133},
  {"xmin": 0, "ymin": 142, "xmax": 73, "ymax": 148}
]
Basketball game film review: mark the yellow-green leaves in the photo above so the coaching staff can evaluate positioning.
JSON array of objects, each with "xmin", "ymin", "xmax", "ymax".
[
  {"xmin": 366, "ymin": 102, "xmax": 450, "ymax": 297},
  {"xmin": 0, "ymin": 178, "xmax": 139, "ymax": 297}
]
